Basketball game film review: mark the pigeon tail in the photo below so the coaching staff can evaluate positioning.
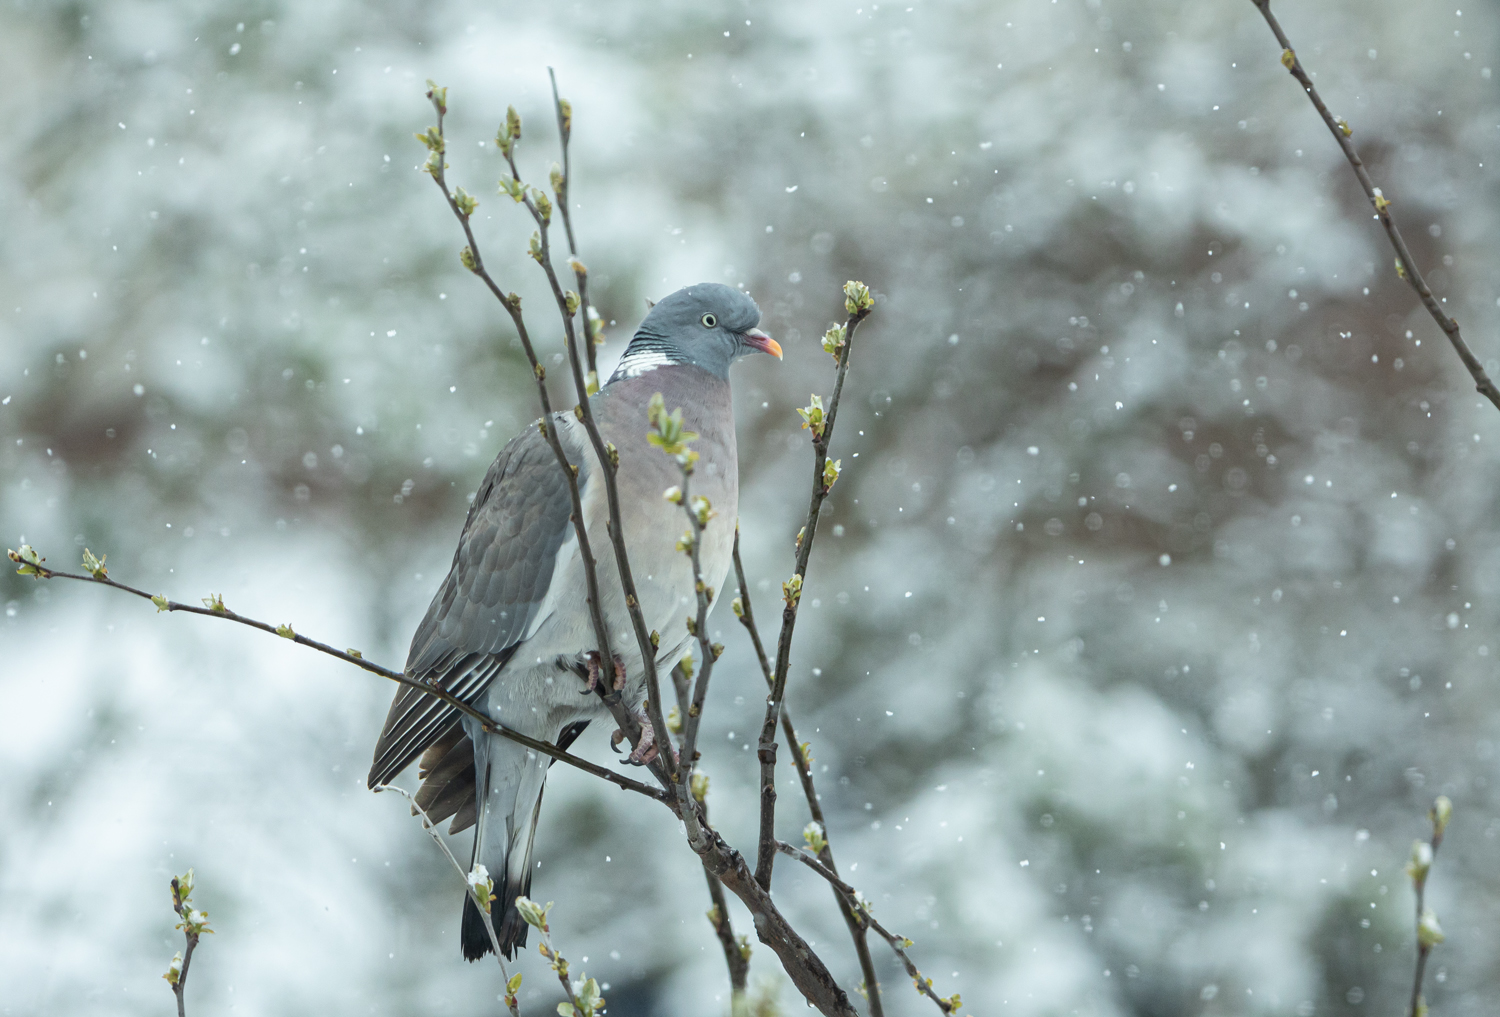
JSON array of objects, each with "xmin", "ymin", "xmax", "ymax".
[
  {"xmin": 460, "ymin": 864, "xmax": 534, "ymax": 961},
  {"xmin": 459, "ymin": 719, "xmax": 590, "ymax": 961}
]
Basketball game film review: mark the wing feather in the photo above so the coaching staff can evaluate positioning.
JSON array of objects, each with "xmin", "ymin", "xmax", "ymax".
[{"xmin": 367, "ymin": 423, "xmax": 579, "ymax": 789}]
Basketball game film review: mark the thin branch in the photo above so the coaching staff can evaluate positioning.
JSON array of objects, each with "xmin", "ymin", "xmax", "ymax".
[
  {"xmin": 755, "ymin": 292, "xmax": 873, "ymax": 889},
  {"xmin": 547, "ymin": 67, "xmax": 600, "ymax": 385},
  {"xmin": 671, "ymin": 467, "xmax": 722, "ymax": 798},
  {"xmin": 776, "ymin": 843, "xmax": 959, "ymax": 1015},
  {"xmin": 1249, "ymin": 0, "xmax": 1500, "ymax": 412},
  {"xmin": 497, "ymin": 89, "xmax": 675, "ymax": 791},
  {"xmin": 698, "ymin": 798, "xmax": 751, "ymax": 998},
  {"xmin": 13, "ymin": 556, "xmax": 667, "ymax": 804},
  {"xmin": 376, "ymin": 784, "xmax": 522, "ymax": 1016},
  {"xmin": 423, "ymin": 86, "xmax": 667, "ymax": 786},
  {"xmin": 165, "ymin": 870, "xmax": 211, "ymax": 1017},
  {"xmin": 733, "ymin": 533, "xmax": 884, "ymax": 1015},
  {"xmin": 1407, "ymin": 797, "xmax": 1452, "ymax": 1017}
]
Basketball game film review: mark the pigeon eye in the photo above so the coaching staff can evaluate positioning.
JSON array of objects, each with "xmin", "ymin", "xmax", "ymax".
[{"xmin": 700, "ymin": 313, "xmax": 717, "ymax": 328}]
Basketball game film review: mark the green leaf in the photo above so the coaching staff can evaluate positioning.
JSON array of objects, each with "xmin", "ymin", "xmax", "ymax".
[
  {"xmin": 275, "ymin": 623, "xmax": 296, "ymax": 639},
  {"xmin": 152, "ymin": 594, "xmax": 170, "ymax": 613}
]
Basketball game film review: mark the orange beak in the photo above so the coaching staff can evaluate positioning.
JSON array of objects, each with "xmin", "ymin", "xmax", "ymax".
[{"xmin": 743, "ymin": 327, "xmax": 782, "ymax": 360}]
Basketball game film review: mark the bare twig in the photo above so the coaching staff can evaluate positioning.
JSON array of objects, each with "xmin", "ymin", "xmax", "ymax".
[
  {"xmin": 733, "ymin": 533, "xmax": 884, "ymax": 1014},
  {"xmin": 755, "ymin": 287, "xmax": 874, "ymax": 890},
  {"xmin": 514, "ymin": 898, "xmax": 606, "ymax": 1017},
  {"xmin": 163, "ymin": 870, "xmax": 211, "ymax": 1017},
  {"xmin": 377, "ymin": 784, "xmax": 522, "ymax": 1016},
  {"xmin": 547, "ymin": 67, "xmax": 601, "ymax": 387},
  {"xmin": 421, "ymin": 85, "xmax": 665, "ymax": 785},
  {"xmin": 496, "ymin": 101, "xmax": 675, "ymax": 791},
  {"xmin": 698, "ymin": 796, "xmax": 751, "ymax": 999},
  {"xmin": 776, "ymin": 843, "xmax": 960, "ymax": 1015},
  {"xmin": 658, "ymin": 429, "xmax": 722, "ymax": 799},
  {"xmin": 1249, "ymin": 0, "xmax": 1500, "ymax": 412},
  {"xmin": 7, "ymin": 552, "xmax": 667, "ymax": 804},
  {"xmin": 1406, "ymin": 796, "xmax": 1452, "ymax": 1017}
]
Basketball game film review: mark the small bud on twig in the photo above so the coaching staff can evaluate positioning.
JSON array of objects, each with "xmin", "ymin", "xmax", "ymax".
[
  {"xmin": 1406, "ymin": 840, "xmax": 1433, "ymax": 882},
  {"xmin": 823, "ymin": 457, "xmax": 841, "ymax": 492},
  {"xmin": 691, "ymin": 771, "xmax": 710, "ymax": 802},
  {"xmin": 8, "ymin": 544, "xmax": 45, "ymax": 577},
  {"xmin": 821, "ymin": 322, "xmax": 848, "ymax": 364},
  {"xmin": 1431, "ymin": 795, "xmax": 1452, "ymax": 837},
  {"xmin": 1418, "ymin": 908, "xmax": 1445, "ymax": 948},
  {"xmin": 532, "ymin": 188, "xmax": 553, "ymax": 225},
  {"xmin": 453, "ymin": 186, "xmax": 478, "ymax": 218},
  {"xmin": 152, "ymin": 594, "xmax": 169, "ymax": 612},
  {"xmin": 515, "ymin": 896, "xmax": 553, "ymax": 932},
  {"xmin": 667, "ymin": 705, "xmax": 683, "ymax": 734},
  {"xmin": 797, "ymin": 394, "xmax": 827, "ymax": 438},
  {"xmin": 467, "ymin": 863, "xmax": 496, "ymax": 914},
  {"xmin": 1280, "ymin": 48, "xmax": 1296, "ymax": 70},
  {"xmin": 202, "ymin": 593, "xmax": 226, "ymax": 613},
  {"xmin": 843, "ymin": 279, "xmax": 875, "ymax": 316},
  {"xmin": 276, "ymin": 623, "xmax": 296, "ymax": 640},
  {"xmin": 783, "ymin": 574, "xmax": 803, "ymax": 607},
  {"xmin": 82, "ymin": 548, "xmax": 108, "ymax": 578},
  {"xmin": 803, "ymin": 821, "xmax": 827, "ymax": 855}
]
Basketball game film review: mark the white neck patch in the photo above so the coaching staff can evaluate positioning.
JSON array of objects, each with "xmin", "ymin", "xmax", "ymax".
[{"xmin": 612, "ymin": 348, "xmax": 676, "ymax": 380}]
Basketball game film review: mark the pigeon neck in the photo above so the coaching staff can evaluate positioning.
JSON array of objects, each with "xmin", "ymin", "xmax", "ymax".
[{"xmin": 609, "ymin": 335, "xmax": 693, "ymax": 383}]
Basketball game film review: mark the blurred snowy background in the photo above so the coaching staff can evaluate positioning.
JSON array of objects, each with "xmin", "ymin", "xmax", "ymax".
[{"xmin": 3, "ymin": 0, "xmax": 1500, "ymax": 1014}]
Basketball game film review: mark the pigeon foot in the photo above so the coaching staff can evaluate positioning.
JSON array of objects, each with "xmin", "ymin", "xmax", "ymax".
[
  {"xmin": 583, "ymin": 652, "xmax": 628, "ymax": 694},
  {"xmin": 610, "ymin": 706, "xmax": 680, "ymax": 767}
]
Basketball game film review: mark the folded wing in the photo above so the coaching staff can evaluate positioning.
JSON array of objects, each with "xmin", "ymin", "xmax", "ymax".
[{"xmin": 367, "ymin": 422, "xmax": 580, "ymax": 793}]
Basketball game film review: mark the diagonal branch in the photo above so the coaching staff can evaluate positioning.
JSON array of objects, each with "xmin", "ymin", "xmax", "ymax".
[
  {"xmin": 375, "ymin": 784, "xmax": 523, "ymax": 1016},
  {"xmin": 732, "ymin": 533, "xmax": 884, "ymax": 1015},
  {"xmin": 1249, "ymin": 0, "xmax": 1500, "ymax": 412},
  {"xmin": 776, "ymin": 843, "xmax": 959, "ymax": 1015},
  {"xmin": 12, "ymin": 554, "xmax": 667, "ymax": 804}
]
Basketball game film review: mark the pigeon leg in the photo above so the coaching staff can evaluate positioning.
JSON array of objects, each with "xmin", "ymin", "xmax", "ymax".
[
  {"xmin": 612, "ymin": 655, "xmax": 628, "ymax": 692},
  {"xmin": 583, "ymin": 652, "xmax": 603, "ymax": 693}
]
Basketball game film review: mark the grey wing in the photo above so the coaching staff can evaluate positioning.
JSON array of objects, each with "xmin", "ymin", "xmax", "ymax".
[{"xmin": 367, "ymin": 421, "xmax": 578, "ymax": 790}]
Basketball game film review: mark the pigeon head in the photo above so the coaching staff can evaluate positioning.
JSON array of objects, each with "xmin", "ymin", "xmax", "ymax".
[{"xmin": 612, "ymin": 283, "xmax": 781, "ymax": 382}]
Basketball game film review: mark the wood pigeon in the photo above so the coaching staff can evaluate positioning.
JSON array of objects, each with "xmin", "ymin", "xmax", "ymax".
[{"xmin": 367, "ymin": 283, "xmax": 781, "ymax": 960}]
